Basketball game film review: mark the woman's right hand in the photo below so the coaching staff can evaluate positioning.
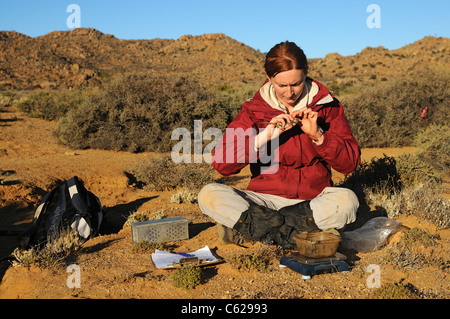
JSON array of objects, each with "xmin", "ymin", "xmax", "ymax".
[
  {"xmin": 266, "ymin": 113, "xmax": 296, "ymax": 133},
  {"xmin": 255, "ymin": 114, "xmax": 296, "ymax": 150}
]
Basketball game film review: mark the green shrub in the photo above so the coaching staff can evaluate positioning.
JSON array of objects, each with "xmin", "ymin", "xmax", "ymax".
[
  {"xmin": 228, "ymin": 252, "xmax": 269, "ymax": 272},
  {"xmin": 55, "ymin": 73, "xmax": 244, "ymax": 152},
  {"xmin": 382, "ymin": 227, "xmax": 443, "ymax": 271},
  {"xmin": 342, "ymin": 69, "xmax": 450, "ymax": 148},
  {"xmin": 370, "ymin": 282, "xmax": 420, "ymax": 299},
  {"xmin": 389, "ymin": 123, "xmax": 448, "ymax": 187},
  {"xmin": 125, "ymin": 209, "xmax": 166, "ymax": 226},
  {"xmin": 399, "ymin": 227, "xmax": 437, "ymax": 247},
  {"xmin": 131, "ymin": 155, "xmax": 215, "ymax": 191},
  {"xmin": 401, "ymin": 186, "xmax": 450, "ymax": 229},
  {"xmin": 16, "ymin": 89, "xmax": 92, "ymax": 121},
  {"xmin": 0, "ymin": 91, "xmax": 16, "ymax": 106},
  {"xmin": 365, "ymin": 181, "xmax": 449, "ymax": 228},
  {"xmin": 363, "ymin": 123, "xmax": 449, "ymax": 224},
  {"xmin": 12, "ymin": 228, "xmax": 83, "ymax": 269},
  {"xmin": 16, "ymin": 91, "xmax": 54, "ymax": 119},
  {"xmin": 396, "ymin": 153, "xmax": 441, "ymax": 186},
  {"xmin": 228, "ymin": 245, "xmax": 281, "ymax": 272},
  {"xmin": 414, "ymin": 123, "xmax": 450, "ymax": 173},
  {"xmin": 341, "ymin": 155, "xmax": 449, "ymax": 228},
  {"xmin": 214, "ymin": 83, "xmax": 257, "ymax": 117},
  {"xmin": 171, "ymin": 266, "xmax": 202, "ymax": 289},
  {"xmin": 131, "ymin": 241, "xmax": 168, "ymax": 254},
  {"xmin": 341, "ymin": 155, "xmax": 401, "ymax": 196},
  {"xmin": 170, "ymin": 190, "xmax": 198, "ymax": 204}
]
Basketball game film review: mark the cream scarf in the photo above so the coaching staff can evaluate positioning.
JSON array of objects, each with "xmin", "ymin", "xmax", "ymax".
[{"xmin": 259, "ymin": 77, "xmax": 319, "ymax": 113}]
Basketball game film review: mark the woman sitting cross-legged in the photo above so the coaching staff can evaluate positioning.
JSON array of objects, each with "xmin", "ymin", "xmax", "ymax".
[{"xmin": 198, "ymin": 41, "xmax": 361, "ymax": 249}]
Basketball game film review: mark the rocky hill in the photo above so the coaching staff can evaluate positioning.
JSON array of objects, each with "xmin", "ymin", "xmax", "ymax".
[
  {"xmin": 0, "ymin": 28, "xmax": 265, "ymax": 90},
  {"xmin": 308, "ymin": 36, "xmax": 449, "ymax": 86},
  {"xmin": 0, "ymin": 28, "xmax": 448, "ymax": 90}
]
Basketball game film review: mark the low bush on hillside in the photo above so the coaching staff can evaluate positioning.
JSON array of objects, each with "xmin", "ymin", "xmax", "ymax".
[
  {"xmin": 16, "ymin": 89, "xmax": 93, "ymax": 121},
  {"xmin": 394, "ymin": 123, "xmax": 449, "ymax": 188},
  {"xmin": 341, "ymin": 151, "xmax": 449, "ymax": 229},
  {"xmin": 18, "ymin": 68, "xmax": 449, "ymax": 155},
  {"xmin": 0, "ymin": 91, "xmax": 17, "ymax": 106},
  {"xmin": 341, "ymin": 120, "xmax": 449, "ymax": 229},
  {"xmin": 342, "ymin": 69, "xmax": 449, "ymax": 148},
  {"xmin": 54, "ymin": 73, "xmax": 254, "ymax": 153},
  {"xmin": 364, "ymin": 181, "xmax": 449, "ymax": 229},
  {"xmin": 413, "ymin": 123, "xmax": 450, "ymax": 174},
  {"xmin": 131, "ymin": 155, "xmax": 215, "ymax": 191}
]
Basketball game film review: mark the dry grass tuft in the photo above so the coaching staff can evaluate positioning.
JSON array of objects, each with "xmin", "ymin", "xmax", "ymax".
[{"xmin": 13, "ymin": 228, "xmax": 83, "ymax": 269}]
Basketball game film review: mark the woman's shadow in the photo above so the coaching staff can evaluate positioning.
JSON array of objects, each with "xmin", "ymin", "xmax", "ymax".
[{"xmin": 101, "ymin": 196, "xmax": 158, "ymax": 234}]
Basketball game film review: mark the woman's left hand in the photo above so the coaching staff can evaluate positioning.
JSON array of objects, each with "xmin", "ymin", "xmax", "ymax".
[{"xmin": 292, "ymin": 108, "xmax": 318, "ymax": 139}]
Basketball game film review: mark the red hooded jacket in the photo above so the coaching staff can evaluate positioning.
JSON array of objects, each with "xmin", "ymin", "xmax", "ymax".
[{"xmin": 212, "ymin": 78, "xmax": 361, "ymax": 200}]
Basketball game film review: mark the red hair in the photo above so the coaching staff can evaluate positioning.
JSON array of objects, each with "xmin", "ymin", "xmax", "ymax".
[{"xmin": 264, "ymin": 41, "xmax": 308, "ymax": 78}]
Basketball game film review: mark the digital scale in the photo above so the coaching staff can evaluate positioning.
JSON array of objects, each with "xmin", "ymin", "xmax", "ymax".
[{"xmin": 279, "ymin": 252, "xmax": 350, "ymax": 279}]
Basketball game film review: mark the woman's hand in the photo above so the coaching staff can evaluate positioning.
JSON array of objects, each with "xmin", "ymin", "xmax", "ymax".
[
  {"xmin": 255, "ymin": 113, "xmax": 296, "ymax": 150},
  {"xmin": 292, "ymin": 108, "xmax": 324, "ymax": 144},
  {"xmin": 266, "ymin": 113, "xmax": 297, "ymax": 133}
]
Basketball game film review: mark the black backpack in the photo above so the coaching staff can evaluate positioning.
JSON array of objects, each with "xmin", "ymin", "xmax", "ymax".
[{"xmin": 19, "ymin": 176, "xmax": 103, "ymax": 249}]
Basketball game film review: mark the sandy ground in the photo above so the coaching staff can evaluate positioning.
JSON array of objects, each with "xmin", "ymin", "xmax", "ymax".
[{"xmin": 0, "ymin": 104, "xmax": 448, "ymax": 301}]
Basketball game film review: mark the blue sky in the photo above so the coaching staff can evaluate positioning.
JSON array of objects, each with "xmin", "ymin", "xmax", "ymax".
[{"xmin": 0, "ymin": 0, "xmax": 448, "ymax": 58}]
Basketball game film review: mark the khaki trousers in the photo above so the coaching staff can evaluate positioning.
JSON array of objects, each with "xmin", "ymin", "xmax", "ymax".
[{"xmin": 198, "ymin": 183, "xmax": 358, "ymax": 231}]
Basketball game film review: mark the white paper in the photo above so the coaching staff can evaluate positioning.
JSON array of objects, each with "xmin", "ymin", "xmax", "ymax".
[{"xmin": 151, "ymin": 245, "xmax": 219, "ymax": 268}]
